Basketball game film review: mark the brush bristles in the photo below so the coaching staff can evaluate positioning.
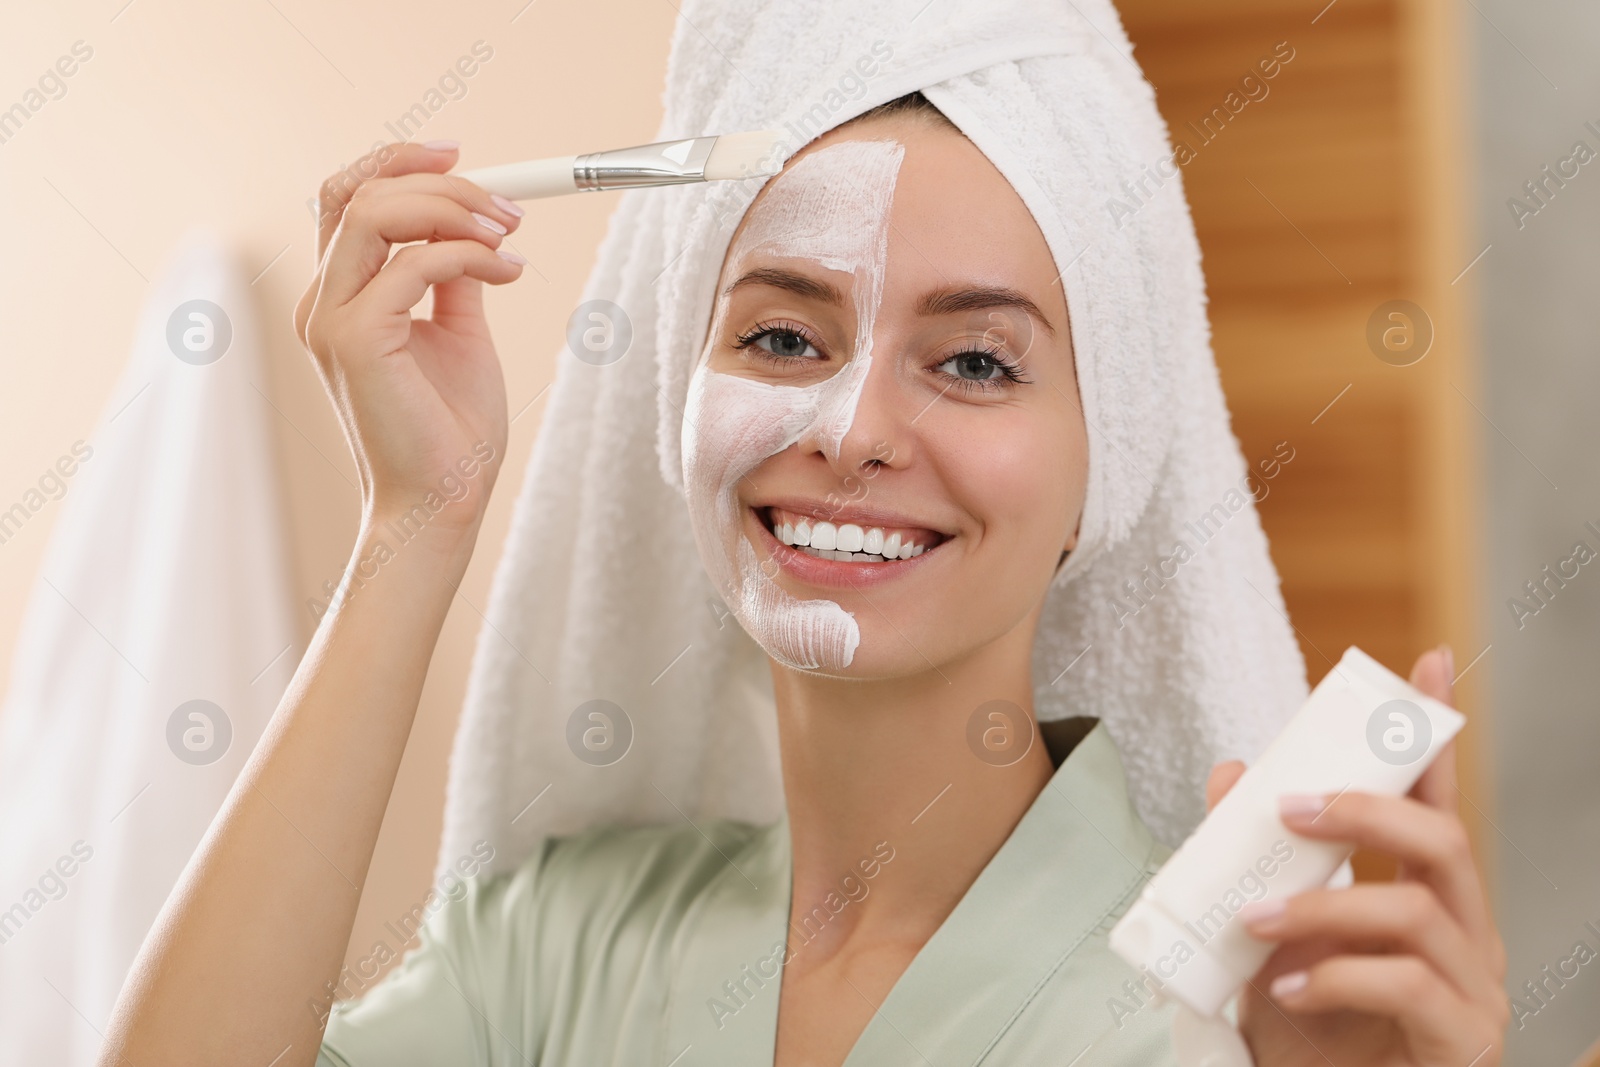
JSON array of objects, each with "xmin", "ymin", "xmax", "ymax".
[{"xmin": 703, "ymin": 129, "xmax": 787, "ymax": 181}]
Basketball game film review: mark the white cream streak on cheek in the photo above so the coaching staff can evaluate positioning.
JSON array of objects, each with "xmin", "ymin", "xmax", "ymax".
[
  {"xmin": 681, "ymin": 139, "xmax": 904, "ymax": 671},
  {"xmin": 684, "ymin": 366, "xmax": 860, "ymax": 670}
]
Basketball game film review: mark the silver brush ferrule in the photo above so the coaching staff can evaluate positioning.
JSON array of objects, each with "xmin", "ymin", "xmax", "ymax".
[{"xmin": 573, "ymin": 136, "xmax": 718, "ymax": 192}]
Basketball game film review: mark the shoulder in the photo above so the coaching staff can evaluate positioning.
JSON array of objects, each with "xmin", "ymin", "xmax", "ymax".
[
  {"xmin": 320, "ymin": 818, "xmax": 777, "ymax": 1062},
  {"xmin": 495, "ymin": 817, "xmax": 770, "ymax": 906},
  {"xmin": 439, "ymin": 818, "xmax": 774, "ymax": 965}
]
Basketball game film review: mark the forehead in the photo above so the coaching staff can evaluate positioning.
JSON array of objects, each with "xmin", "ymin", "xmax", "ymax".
[
  {"xmin": 723, "ymin": 122, "xmax": 1062, "ymax": 300},
  {"xmin": 723, "ymin": 138, "xmax": 903, "ymax": 275}
]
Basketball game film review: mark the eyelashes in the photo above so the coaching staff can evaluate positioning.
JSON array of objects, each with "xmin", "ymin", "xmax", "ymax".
[{"xmin": 730, "ymin": 319, "xmax": 1034, "ymax": 394}]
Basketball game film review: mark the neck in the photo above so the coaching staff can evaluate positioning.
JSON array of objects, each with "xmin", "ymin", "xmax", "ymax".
[{"xmin": 770, "ymin": 612, "xmax": 1055, "ymax": 975}]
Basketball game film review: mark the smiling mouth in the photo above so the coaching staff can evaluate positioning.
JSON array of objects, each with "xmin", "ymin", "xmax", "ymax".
[{"xmin": 757, "ymin": 505, "xmax": 950, "ymax": 564}]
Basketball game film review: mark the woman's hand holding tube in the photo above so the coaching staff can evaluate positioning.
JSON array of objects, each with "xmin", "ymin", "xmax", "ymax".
[
  {"xmin": 1207, "ymin": 647, "xmax": 1510, "ymax": 1066},
  {"xmin": 292, "ymin": 140, "xmax": 525, "ymax": 536}
]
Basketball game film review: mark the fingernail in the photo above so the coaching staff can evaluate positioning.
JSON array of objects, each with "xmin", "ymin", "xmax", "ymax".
[
  {"xmin": 1238, "ymin": 899, "xmax": 1286, "ymax": 925},
  {"xmin": 1278, "ymin": 794, "xmax": 1327, "ymax": 819},
  {"xmin": 496, "ymin": 249, "xmax": 528, "ymax": 265},
  {"xmin": 1270, "ymin": 970, "xmax": 1308, "ymax": 999},
  {"xmin": 472, "ymin": 212, "xmax": 508, "ymax": 236},
  {"xmin": 423, "ymin": 139, "xmax": 460, "ymax": 151},
  {"xmin": 1440, "ymin": 643, "xmax": 1455, "ymax": 682},
  {"xmin": 490, "ymin": 193, "xmax": 525, "ymax": 218}
]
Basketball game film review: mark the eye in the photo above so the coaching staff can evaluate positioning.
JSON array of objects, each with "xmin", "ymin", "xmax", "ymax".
[
  {"xmin": 733, "ymin": 321, "xmax": 827, "ymax": 365},
  {"xmin": 933, "ymin": 347, "xmax": 1032, "ymax": 392},
  {"xmin": 755, "ymin": 329, "xmax": 818, "ymax": 360},
  {"xmin": 938, "ymin": 351, "xmax": 1007, "ymax": 381}
]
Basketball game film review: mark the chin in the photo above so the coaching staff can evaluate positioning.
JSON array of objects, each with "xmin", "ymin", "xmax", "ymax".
[{"xmin": 764, "ymin": 637, "xmax": 935, "ymax": 683}]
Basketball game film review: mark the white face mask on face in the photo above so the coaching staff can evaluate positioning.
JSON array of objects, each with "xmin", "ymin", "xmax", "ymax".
[{"xmin": 681, "ymin": 138, "xmax": 906, "ymax": 671}]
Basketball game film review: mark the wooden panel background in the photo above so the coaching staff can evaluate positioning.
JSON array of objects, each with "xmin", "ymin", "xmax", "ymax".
[{"xmin": 1117, "ymin": 0, "xmax": 1490, "ymax": 883}]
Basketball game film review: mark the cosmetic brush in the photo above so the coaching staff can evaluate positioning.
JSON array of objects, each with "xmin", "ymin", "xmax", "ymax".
[{"xmin": 456, "ymin": 129, "xmax": 786, "ymax": 201}]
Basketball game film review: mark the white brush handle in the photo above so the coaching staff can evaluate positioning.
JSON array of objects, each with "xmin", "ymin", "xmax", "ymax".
[{"xmin": 457, "ymin": 155, "xmax": 578, "ymax": 200}]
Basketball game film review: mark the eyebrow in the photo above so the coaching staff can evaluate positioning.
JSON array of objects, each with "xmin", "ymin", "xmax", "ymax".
[{"xmin": 723, "ymin": 266, "xmax": 1058, "ymax": 337}]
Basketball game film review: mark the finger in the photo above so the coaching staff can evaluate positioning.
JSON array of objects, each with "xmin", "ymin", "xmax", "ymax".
[
  {"xmin": 1206, "ymin": 761, "xmax": 1246, "ymax": 812},
  {"xmin": 1408, "ymin": 739, "xmax": 1460, "ymax": 829},
  {"xmin": 1280, "ymin": 791, "xmax": 1496, "ymax": 952},
  {"xmin": 432, "ymin": 237, "xmax": 528, "ymax": 324},
  {"xmin": 1408, "ymin": 646, "xmax": 1459, "ymax": 813},
  {"xmin": 297, "ymin": 142, "xmax": 467, "ymax": 343},
  {"xmin": 352, "ymin": 170, "xmax": 524, "ymax": 220},
  {"xmin": 1409, "ymin": 644, "xmax": 1455, "ymax": 705},
  {"xmin": 346, "ymin": 240, "xmax": 525, "ymax": 339},
  {"xmin": 1264, "ymin": 954, "xmax": 1502, "ymax": 1064},
  {"xmin": 430, "ymin": 273, "xmax": 487, "ymax": 328},
  {"xmin": 1240, "ymin": 882, "xmax": 1500, "ymax": 1004},
  {"xmin": 298, "ymin": 172, "xmax": 525, "ymax": 345},
  {"xmin": 314, "ymin": 141, "xmax": 462, "ymax": 260},
  {"xmin": 1406, "ymin": 646, "xmax": 1507, "ymax": 978},
  {"xmin": 319, "ymin": 191, "xmax": 515, "ymax": 310}
]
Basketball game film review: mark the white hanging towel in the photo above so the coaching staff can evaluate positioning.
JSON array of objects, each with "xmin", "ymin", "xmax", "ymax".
[{"xmin": 0, "ymin": 229, "xmax": 299, "ymax": 1064}]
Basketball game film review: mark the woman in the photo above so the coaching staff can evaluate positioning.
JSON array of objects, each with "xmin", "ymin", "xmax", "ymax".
[{"xmin": 101, "ymin": 6, "xmax": 1509, "ymax": 1067}]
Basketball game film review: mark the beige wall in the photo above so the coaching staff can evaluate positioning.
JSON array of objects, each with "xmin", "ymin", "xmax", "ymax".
[{"xmin": 0, "ymin": 1, "xmax": 674, "ymax": 975}]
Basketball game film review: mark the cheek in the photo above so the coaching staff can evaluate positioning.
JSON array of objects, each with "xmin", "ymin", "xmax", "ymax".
[
  {"xmin": 681, "ymin": 364, "xmax": 824, "ymax": 522},
  {"xmin": 685, "ymin": 373, "xmax": 783, "ymax": 494},
  {"xmin": 679, "ymin": 361, "xmax": 865, "ymax": 672},
  {"xmin": 943, "ymin": 413, "xmax": 1081, "ymax": 555}
]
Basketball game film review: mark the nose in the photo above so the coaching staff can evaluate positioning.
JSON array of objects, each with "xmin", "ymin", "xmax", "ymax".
[{"xmin": 796, "ymin": 349, "xmax": 912, "ymax": 480}]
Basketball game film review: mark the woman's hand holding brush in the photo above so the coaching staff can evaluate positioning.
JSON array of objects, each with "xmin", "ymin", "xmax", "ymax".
[{"xmin": 293, "ymin": 139, "xmax": 526, "ymax": 541}]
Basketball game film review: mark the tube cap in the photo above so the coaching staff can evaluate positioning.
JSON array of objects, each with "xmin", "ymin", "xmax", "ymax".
[
  {"xmin": 1173, "ymin": 1004, "xmax": 1255, "ymax": 1066},
  {"xmin": 1108, "ymin": 889, "xmax": 1239, "ymax": 1017}
]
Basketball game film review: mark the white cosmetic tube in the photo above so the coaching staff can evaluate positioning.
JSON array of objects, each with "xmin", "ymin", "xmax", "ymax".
[{"xmin": 1110, "ymin": 645, "xmax": 1466, "ymax": 1018}]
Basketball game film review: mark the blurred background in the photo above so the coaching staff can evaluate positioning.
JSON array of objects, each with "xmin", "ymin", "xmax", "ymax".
[{"xmin": 0, "ymin": 1, "xmax": 1593, "ymax": 1063}]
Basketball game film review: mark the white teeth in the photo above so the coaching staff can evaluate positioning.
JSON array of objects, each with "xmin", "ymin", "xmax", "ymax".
[
  {"xmin": 791, "ymin": 542, "xmax": 931, "ymax": 563},
  {"xmin": 797, "ymin": 546, "xmax": 876, "ymax": 562},
  {"xmin": 770, "ymin": 509, "xmax": 940, "ymax": 563}
]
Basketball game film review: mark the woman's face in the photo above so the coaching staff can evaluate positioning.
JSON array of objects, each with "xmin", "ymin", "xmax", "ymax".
[{"xmin": 681, "ymin": 115, "xmax": 1088, "ymax": 679}]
